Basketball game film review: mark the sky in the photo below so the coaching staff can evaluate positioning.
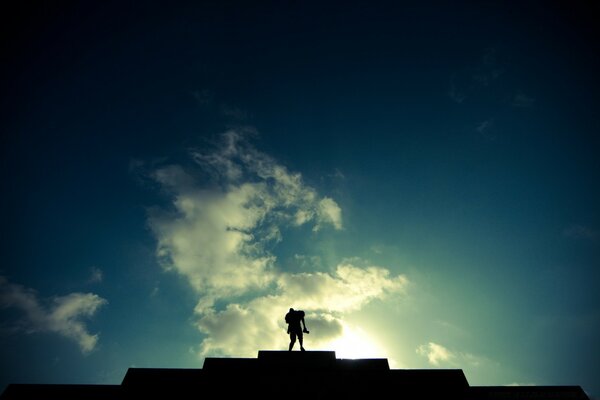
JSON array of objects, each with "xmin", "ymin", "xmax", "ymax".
[{"xmin": 1, "ymin": 0, "xmax": 599, "ymax": 397}]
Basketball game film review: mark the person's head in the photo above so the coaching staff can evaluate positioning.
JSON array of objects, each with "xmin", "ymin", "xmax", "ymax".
[{"xmin": 289, "ymin": 308, "xmax": 294, "ymax": 312}]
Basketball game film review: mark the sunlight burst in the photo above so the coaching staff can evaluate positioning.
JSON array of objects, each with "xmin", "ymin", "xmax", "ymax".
[{"xmin": 325, "ymin": 324, "xmax": 387, "ymax": 359}]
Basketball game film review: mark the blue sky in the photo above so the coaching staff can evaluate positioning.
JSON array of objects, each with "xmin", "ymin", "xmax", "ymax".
[{"xmin": 1, "ymin": 1, "xmax": 599, "ymax": 397}]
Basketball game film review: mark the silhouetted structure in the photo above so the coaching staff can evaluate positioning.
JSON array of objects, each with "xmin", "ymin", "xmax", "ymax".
[{"xmin": 1, "ymin": 351, "xmax": 590, "ymax": 399}]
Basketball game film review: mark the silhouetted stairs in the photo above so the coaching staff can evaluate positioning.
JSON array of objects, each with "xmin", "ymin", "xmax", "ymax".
[{"xmin": 1, "ymin": 351, "xmax": 590, "ymax": 399}]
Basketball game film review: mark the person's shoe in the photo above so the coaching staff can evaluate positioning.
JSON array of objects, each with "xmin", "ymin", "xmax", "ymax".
[{"xmin": 301, "ymin": 347, "xmax": 305, "ymax": 351}]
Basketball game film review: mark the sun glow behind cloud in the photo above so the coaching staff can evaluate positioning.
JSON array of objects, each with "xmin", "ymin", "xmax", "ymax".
[{"xmin": 321, "ymin": 323, "xmax": 388, "ymax": 360}]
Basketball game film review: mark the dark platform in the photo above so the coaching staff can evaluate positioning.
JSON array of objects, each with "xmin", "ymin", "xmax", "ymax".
[{"xmin": 1, "ymin": 351, "xmax": 590, "ymax": 399}]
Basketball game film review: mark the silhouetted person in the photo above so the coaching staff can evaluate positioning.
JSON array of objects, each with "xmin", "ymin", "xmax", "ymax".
[{"xmin": 285, "ymin": 308, "xmax": 309, "ymax": 351}]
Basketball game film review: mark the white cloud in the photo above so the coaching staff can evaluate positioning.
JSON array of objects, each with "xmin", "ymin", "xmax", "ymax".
[
  {"xmin": 147, "ymin": 131, "xmax": 407, "ymax": 357},
  {"xmin": 316, "ymin": 197, "xmax": 343, "ymax": 231},
  {"xmin": 417, "ymin": 342, "xmax": 455, "ymax": 366},
  {"xmin": 148, "ymin": 131, "xmax": 345, "ymax": 311},
  {"xmin": 195, "ymin": 297, "xmax": 345, "ymax": 357},
  {"xmin": 276, "ymin": 263, "xmax": 407, "ymax": 313},
  {"xmin": 417, "ymin": 341, "xmax": 487, "ymax": 369},
  {"xmin": 0, "ymin": 276, "xmax": 107, "ymax": 354},
  {"xmin": 195, "ymin": 261, "xmax": 406, "ymax": 357},
  {"xmin": 148, "ymin": 177, "xmax": 278, "ymax": 306}
]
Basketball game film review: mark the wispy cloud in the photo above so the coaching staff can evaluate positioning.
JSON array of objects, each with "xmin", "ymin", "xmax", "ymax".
[
  {"xmin": 476, "ymin": 118, "xmax": 496, "ymax": 140},
  {"xmin": 293, "ymin": 254, "xmax": 322, "ymax": 270},
  {"xmin": 275, "ymin": 262, "xmax": 407, "ymax": 313},
  {"xmin": 476, "ymin": 119, "xmax": 493, "ymax": 134},
  {"xmin": 88, "ymin": 266, "xmax": 103, "ymax": 284},
  {"xmin": 220, "ymin": 104, "xmax": 250, "ymax": 121},
  {"xmin": 147, "ymin": 131, "xmax": 407, "ymax": 357},
  {"xmin": 448, "ymin": 48, "xmax": 504, "ymax": 104},
  {"xmin": 191, "ymin": 89, "xmax": 213, "ymax": 106},
  {"xmin": 563, "ymin": 224, "xmax": 598, "ymax": 241},
  {"xmin": 417, "ymin": 341, "xmax": 486, "ymax": 368},
  {"xmin": 472, "ymin": 48, "xmax": 504, "ymax": 87},
  {"xmin": 191, "ymin": 89, "xmax": 251, "ymax": 122},
  {"xmin": 417, "ymin": 342, "xmax": 455, "ymax": 365},
  {"xmin": 0, "ymin": 276, "xmax": 107, "ymax": 354},
  {"xmin": 512, "ymin": 92, "xmax": 535, "ymax": 108},
  {"xmin": 448, "ymin": 81, "xmax": 466, "ymax": 104}
]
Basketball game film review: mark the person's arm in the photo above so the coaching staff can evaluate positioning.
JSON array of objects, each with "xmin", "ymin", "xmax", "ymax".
[{"xmin": 301, "ymin": 317, "xmax": 309, "ymax": 332}]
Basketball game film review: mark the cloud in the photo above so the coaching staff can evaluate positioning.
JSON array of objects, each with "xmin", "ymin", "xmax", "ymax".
[
  {"xmin": 472, "ymin": 48, "xmax": 504, "ymax": 87},
  {"xmin": 194, "ymin": 297, "xmax": 345, "ymax": 357},
  {"xmin": 147, "ymin": 131, "xmax": 407, "ymax": 357},
  {"xmin": 512, "ymin": 92, "xmax": 535, "ymax": 108},
  {"xmin": 448, "ymin": 81, "xmax": 466, "ymax": 104},
  {"xmin": 196, "ymin": 261, "xmax": 406, "ymax": 357},
  {"xmin": 417, "ymin": 342, "xmax": 455, "ymax": 366},
  {"xmin": 476, "ymin": 118, "xmax": 497, "ymax": 140},
  {"xmin": 292, "ymin": 254, "xmax": 322, "ymax": 270},
  {"xmin": 476, "ymin": 119, "xmax": 493, "ymax": 134},
  {"xmin": 0, "ymin": 276, "xmax": 107, "ymax": 354},
  {"xmin": 148, "ymin": 131, "xmax": 344, "ymax": 310},
  {"xmin": 220, "ymin": 104, "xmax": 250, "ymax": 121},
  {"xmin": 276, "ymin": 263, "xmax": 407, "ymax": 313},
  {"xmin": 316, "ymin": 197, "xmax": 343, "ymax": 231},
  {"xmin": 88, "ymin": 266, "xmax": 103, "ymax": 284},
  {"xmin": 192, "ymin": 89, "xmax": 213, "ymax": 106},
  {"xmin": 448, "ymin": 48, "xmax": 504, "ymax": 104},
  {"xmin": 563, "ymin": 224, "xmax": 598, "ymax": 241},
  {"xmin": 417, "ymin": 341, "xmax": 487, "ymax": 368}
]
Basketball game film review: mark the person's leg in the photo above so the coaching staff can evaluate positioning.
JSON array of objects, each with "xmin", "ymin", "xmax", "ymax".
[
  {"xmin": 289, "ymin": 333, "xmax": 296, "ymax": 351},
  {"xmin": 298, "ymin": 332, "xmax": 305, "ymax": 351}
]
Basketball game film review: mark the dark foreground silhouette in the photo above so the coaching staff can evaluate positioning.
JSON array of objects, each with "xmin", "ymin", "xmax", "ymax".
[
  {"xmin": 285, "ymin": 308, "xmax": 309, "ymax": 351},
  {"xmin": 1, "ymin": 351, "xmax": 590, "ymax": 400}
]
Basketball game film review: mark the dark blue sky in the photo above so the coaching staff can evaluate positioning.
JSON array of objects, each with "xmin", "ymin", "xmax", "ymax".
[{"xmin": 1, "ymin": 1, "xmax": 599, "ymax": 396}]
